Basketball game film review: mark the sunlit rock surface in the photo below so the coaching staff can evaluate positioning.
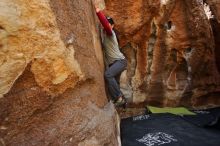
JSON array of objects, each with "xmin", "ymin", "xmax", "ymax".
[{"xmin": 0, "ymin": 0, "xmax": 120, "ymax": 145}]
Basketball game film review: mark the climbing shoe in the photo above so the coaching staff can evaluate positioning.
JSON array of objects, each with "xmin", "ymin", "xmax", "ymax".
[{"xmin": 115, "ymin": 96, "xmax": 127, "ymax": 108}]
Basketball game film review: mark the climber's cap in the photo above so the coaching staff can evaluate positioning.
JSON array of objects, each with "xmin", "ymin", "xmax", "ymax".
[{"xmin": 106, "ymin": 16, "xmax": 114, "ymax": 25}]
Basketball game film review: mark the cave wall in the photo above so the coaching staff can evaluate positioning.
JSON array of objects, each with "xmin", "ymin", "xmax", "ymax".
[
  {"xmin": 206, "ymin": 0, "xmax": 220, "ymax": 72},
  {"xmin": 0, "ymin": 0, "xmax": 120, "ymax": 145},
  {"xmin": 105, "ymin": 0, "xmax": 220, "ymax": 107}
]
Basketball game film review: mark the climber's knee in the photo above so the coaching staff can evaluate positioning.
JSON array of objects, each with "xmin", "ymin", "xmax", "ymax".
[{"xmin": 104, "ymin": 70, "xmax": 113, "ymax": 79}]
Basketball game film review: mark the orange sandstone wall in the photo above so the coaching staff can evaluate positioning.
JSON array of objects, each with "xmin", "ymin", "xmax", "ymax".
[
  {"xmin": 105, "ymin": 0, "xmax": 220, "ymax": 107},
  {"xmin": 0, "ymin": 0, "xmax": 119, "ymax": 145}
]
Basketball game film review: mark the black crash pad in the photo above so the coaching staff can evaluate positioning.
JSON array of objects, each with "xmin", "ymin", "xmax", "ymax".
[{"xmin": 121, "ymin": 112, "xmax": 220, "ymax": 146}]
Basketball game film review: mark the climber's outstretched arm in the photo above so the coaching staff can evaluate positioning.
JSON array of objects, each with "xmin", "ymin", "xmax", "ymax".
[{"xmin": 95, "ymin": 8, "xmax": 113, "ymax": 36}]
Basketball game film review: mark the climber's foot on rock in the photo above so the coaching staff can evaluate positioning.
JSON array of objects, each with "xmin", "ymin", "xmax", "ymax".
[{"xmin": 114, "ymin": 96, "xmax": 127, "ymax": 108}]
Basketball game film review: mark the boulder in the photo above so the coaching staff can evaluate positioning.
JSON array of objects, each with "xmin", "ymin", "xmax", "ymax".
[{"xmin": 0, "ymin": 0, "xmax": 120, "ymax": 145}]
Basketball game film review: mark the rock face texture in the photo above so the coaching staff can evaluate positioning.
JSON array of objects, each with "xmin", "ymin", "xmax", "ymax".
[
  {"xmin": 105, "ymin": 0, "xmax": 220, "ymax": 107},
  {"xmin": 206, "ymin": 0, "xmax": 220, "ymax": 72},
  {"xmin": 0, "ymin": 0, "xmax": 120, "ymax": 145},
  {"xmin": 206, "ymin": 0, "xmax": 220, "ymax": 22}
]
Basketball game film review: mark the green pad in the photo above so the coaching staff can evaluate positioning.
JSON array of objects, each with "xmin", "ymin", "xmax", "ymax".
[{"xmin": 147, "ymin": 106, "xmax": 196, "ymax": 116}]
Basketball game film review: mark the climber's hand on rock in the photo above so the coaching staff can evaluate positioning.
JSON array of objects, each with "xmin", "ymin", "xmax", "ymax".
[
  {"xmin": 93, "ymin": 1, "xmax": 101, "ymax": 12},
  {"xmin": 95, "ymin": 6, "xmax": 101, "ymax": 12}
]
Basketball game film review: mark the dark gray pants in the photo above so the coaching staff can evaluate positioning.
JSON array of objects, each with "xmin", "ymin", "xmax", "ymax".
[{"xmin": 104, "ymin": 59, "xmax": 127, "ymax": 100}]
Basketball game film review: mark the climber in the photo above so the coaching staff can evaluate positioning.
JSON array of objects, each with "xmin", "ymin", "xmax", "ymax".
[{"xmin": 95, "ymin": 6, "xmax": 127, "ymax": 107}]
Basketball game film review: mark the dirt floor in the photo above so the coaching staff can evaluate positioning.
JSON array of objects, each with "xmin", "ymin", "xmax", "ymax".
[{"xmin": 116, "ymin": 107, "xmax": 146, "ymax": 119}]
